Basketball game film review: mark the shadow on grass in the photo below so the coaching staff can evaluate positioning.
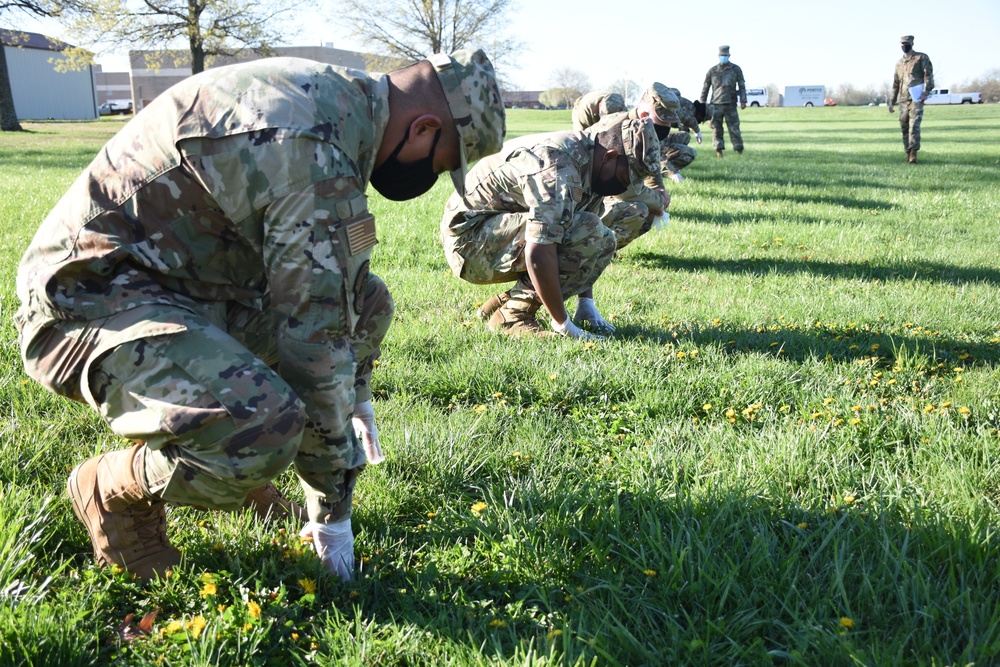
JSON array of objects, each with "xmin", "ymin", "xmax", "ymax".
[{"xmin": 627, "ymin": 251, "xmax": 1000, "ymax": 287}]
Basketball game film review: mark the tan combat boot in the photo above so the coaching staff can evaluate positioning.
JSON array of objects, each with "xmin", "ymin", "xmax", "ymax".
[
  {"xmin": 243, "ymin": 483, "xmax": 307, "ymax": 522},
  {"xmin": 907, "ymin": 149, "xmax": 918, "ymax": 164},
  {"xmin": 67, "ymin": 443, "xmax": 180, "ymax": 581},
  {"xmin": 476, "ymin": 292, "xmax": 510, "ymax": 322},
  {"xmin": 487, "ymin": 297, "xmax": 555, "ymax": 337}
]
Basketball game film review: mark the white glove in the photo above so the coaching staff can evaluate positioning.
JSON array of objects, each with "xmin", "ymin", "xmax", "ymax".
[
  {"xmin": 300, "ymin": 518, "xmax": 354, "ymax": 581},
  {"xmin": 552, "ymin": 317, "xmax": 605, "ymax": 340},
  {"xmin": 572, "ymin": 297, "xmax": 616, "ymax": 335},
  {"xmin": 695, "ymin": 132, "xmax": 703, "ymax": 144},
  {"xmin": 652, "ymin": 212, "xmax": 670, "ymax": 231},
  {"xmin": 353, "ymin": 400, "xmax": 384, "ymax": 464},
  {"xmin": 669, "ymin": 172, "xmax": 684, "ymax": 183}
]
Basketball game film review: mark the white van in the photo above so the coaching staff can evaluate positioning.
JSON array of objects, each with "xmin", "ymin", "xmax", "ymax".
[{"xmin": 745, "ymin": 88, "xmax": 769, "ymax": 107}]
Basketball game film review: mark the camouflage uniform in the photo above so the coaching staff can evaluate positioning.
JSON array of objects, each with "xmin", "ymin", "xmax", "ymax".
[
  {"xmin": 572, "ymin": 91, "xmax": 627, "ymax": 131},
  {"xmin": 440, "ymin": 131, "xmax": 614, "ymax": 303},
  {"xmin": 661, "ymin": 90, "xmax": 700, "ymax": 175},
  {"xmin": 589, "ymin": 108, "xmax": 667, "ymax": 249},
  {"xmin": 891, "ymin": 35, "xmax": 934, "ymax": 155},
  {"xmin": 15, "ymin": 52, "xmax": 503, "ymax": 526},
  {"xmin": 700, "ymin": 46, "xmax": 746, "ymax": 153}
]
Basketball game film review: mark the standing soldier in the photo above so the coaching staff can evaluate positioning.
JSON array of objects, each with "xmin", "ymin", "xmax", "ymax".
[
  {"xmin": 700, "ymin": 44, "xmax": 746, "ymax": 158},
  {"xmin": 15, "ymin": 49, "xmax": 505, "ymax": 582},
  {"xmin": 572, "ymin": 90, "xmax": 627, "ymax": 131},
  {"xmin": 889, "ymin": 35, "xmax": 934, "ymax": 164}
]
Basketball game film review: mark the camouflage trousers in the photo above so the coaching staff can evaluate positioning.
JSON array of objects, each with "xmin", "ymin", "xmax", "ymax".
[
  {"xmin": 599, "ymin": 199, "xmax": 654, "ymax": 250},
  {"xmin": 710, "ymin": 104, "xmax": 743, "ymax": 151},
  {"xmin": 17, "ymin": 275, "xmax": 394, "ymax": 522},
  {"xmin": 441, "ymin": 210, "xmax": 615, "ymax": 302},
  {"xmin": 898, "ymin": 101, "xmax": 924, "ymax": 152},
  {"xmin": 664, "ymin": 131, "xmax": 697, "ymax": 172}
]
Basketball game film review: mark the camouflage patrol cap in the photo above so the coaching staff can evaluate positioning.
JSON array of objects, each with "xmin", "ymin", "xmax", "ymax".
[
  {"xmin": 620, "ymin": 116, "xmax": 661, "ymax": 186},
  {"xmin": 643, "ymin": 82, "xmax": 681, "ymax": 124},
  {"xmin": 599, "ymin": 92, "xmax": 626, "ymax": 116},
  {"xmin": 719, "ymin": 45, "xmax": 730, "ymax": 56},
  {"xmin": 428, "ymin": 48, "xmax": 507, "ymax": 196},
  {"xmin": 900, "ymin": 35, "xmax": 914, "ymax": 43}
]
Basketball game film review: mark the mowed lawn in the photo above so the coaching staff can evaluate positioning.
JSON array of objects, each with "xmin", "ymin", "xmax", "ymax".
[{"xmin": 1, "ymin": 105, "xmax": 999, "ymax": 666}]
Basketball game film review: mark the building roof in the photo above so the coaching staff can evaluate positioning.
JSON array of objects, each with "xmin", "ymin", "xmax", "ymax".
[{"xmin": 0, "ymin": 29, "xmax": 72, "ymax": 51}]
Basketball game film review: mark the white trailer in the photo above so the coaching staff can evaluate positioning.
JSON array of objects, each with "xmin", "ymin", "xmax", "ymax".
[{"xmin": 782, "ymin": 85, "xmax": 825, "ymax": 107}]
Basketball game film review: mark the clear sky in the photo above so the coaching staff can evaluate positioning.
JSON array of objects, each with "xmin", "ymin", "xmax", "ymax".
[{"xmin": 8, "ymin": 0, "xmax": 999, "ymax": 98}]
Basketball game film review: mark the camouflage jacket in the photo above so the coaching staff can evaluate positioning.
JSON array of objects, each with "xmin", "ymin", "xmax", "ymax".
[
  {"xmin": 892, "ymin": 51, "xmax": 934, "ymax": 103},
  {"xmin": 700, "ymin": 62, "xmax": 746, "ymax": 106},
  {"xmin": 572, "ymin": 91, "xmax": 612, "ymax": 131},
  {"xmin": 16, "ymin": 56, "xmax": 390, "ymax": 451},
  {"xmin": 587, "ymin": 109, "xmax": 665, "ymax": 212},
  {"xmin": 442, "ymin": 131, "xmax": 599, "ymax": 245},
  {"xmin": 667, "ymin": 89, "xmax": 699, "ymax": 132}
]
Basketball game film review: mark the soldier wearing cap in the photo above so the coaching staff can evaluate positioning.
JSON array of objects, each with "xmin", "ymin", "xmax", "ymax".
[
  {"xmin": 440, "ymin": 117, "xmax": 661, "ymax": 339},
  {"xmin": 572, "ymin": 90, "xmax": 627, "ymax": 131},
  {"xmin": 700, "ymin": 44, "xmax": 747, "ymax": 157},
  {"xmin": 15, "ymin": 49, "xmax": 506, "ymax": 582},
  {"xmin": 658, "ymin": 87, "xmax": 708, "ymax": 183},
  {"xmin": 889, "ymin": 35, "xmax": 934, "ymax": 164}
]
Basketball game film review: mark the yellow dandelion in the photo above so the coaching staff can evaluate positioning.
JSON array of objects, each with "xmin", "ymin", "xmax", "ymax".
[
  {"xmin": 213, "ymin": 542, "xmax": 225, "ymax": 551},
  {"xmin": 493, "ymin": 391, "xmax": 503, "ymax": 398},
  {"xmin": 200, "ymin": 582, "xmax": 217, "ymax": 598},
  {"xmin": 349, "ymin": 590, "xmax": 360, "ymax": 599},
  {"xmin": 923, "ymin": 404, "xmax": 934, "ymax": 413},
  {"xmin": 548, "ymin": 373, "xmax": 558, "ymax": 381},
  {"xmin": 474, "ymin": 404, "xmax": 486, "ymax": 413},
  {"xmin": 702, "ymin": 403, "xmax": 713, "ymax": 411},
  {"xmin": 246, "ymin": 600, "xmax": 262, "ymax": 620},
  {"xmin": 583, "ymin": 341, "xmax": 596, "ymax": 350},
  {"xmin": 692, "ymin": 416, "xmax": 700, "ymax": 424},
  {"xmin": 675, "ymin": 351, "xmax": 686, "ymax": 359},
  {"xmin": 547, "ymin": 629, "xmax": 563, "ymax": 640},
  {"xmin": 489, "ymin": 619, "xmax": 506, "ymax": 628},
  {"xmin": 187, "ymin": 615, "xmax": 207, "ymax": 639},
  {"xmin": 310, "ymin": 642, "xmax": 319, "ymax": 650},
  {"xmin": 779, "ymin": 405, "xmax": 790, "ymax": 413},
  {"xmin": 823, "ymin": 397, "xmax": 834, "ymax": 406},
  {"xmin": 426, "ymin": 511, "xmax": 437, "ymax": 518},
  {"xmin": 298, "ymin": 578, "xmax": 317, "ymax": 595},
  {"xmin": 725, "ymin": 408, "xmax": 736, "ymax": 418},
  {"xmin": 643, "ymin": 569, "xmax": 657, "ymax": 577},
  {"xmin": 839, "ymin": 616, "xmax": 854, "ymax": 629},
  {"xmin": 959, "ymin": 406, "xmax": 971, "ymax": 416},
  {"xmin": 242, "ymin": 622, "xmax": 254, "ymax": 632},
  {"xmin": 797, "ymin": 522, "xmax": 808, "ymax": 530},
  {"xmin": 471, "ymin": 501, "xmax": 487, "ymax": 514},
  {"xmin": 844, "ymin": 495, "xmax": 856, "ymax": 504},
  {"xmin": 291, "ymin": 632, "xmax": 300, "ymax": 641},
  {"xmin": 165, "ymin": 620, "xmax": 183, "ymax": 634},
  {"xmin": 217, "ymin": 604, "xmax": 227, "ymax": 613}
]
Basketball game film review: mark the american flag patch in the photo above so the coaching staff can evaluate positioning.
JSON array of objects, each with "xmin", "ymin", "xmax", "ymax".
[{"xmin": 345, "ymin": 215, "xmax": 378, "ymax": 256}]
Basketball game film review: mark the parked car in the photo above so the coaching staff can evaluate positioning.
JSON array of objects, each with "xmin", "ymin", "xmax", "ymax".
[
  {"xmin": 824, "ymin": 97, "xmax": 838, "ymax": 106},
  {"xmin": 923, "ymin": 89, "xmax": 983, "ymax": 105},
  {"xmin": 99, "ymin": 100, "xmax": 133, "ymax": 116}
]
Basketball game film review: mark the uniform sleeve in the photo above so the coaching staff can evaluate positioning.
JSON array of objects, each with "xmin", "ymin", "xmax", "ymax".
[
  {"xmin": 923, "ymin": 55, "xmax": 935, "ymax": 91},
  {"xmin": 515, "ymin": 149, "xmax": 580, "ymax": 246},
  {"xmin": 700, "ymin": 70, "xmax": 712, "ymax": 103},
  {"xmin": 737, "ymin": 66, "xmax": 747, "ymax": 104},
  {"xmin": 892, "ymin": 63, "xmax": 901, "ymax": 103},
  {"xmin": 262, "ymin": 147, "xmax": 371, "ymax": 518}
]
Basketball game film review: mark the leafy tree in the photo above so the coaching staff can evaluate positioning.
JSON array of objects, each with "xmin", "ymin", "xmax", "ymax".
[
  {"xmin": 538, "ymin": 87, "xmax": 578, "ymax": 109},
  {"xmin": 60, "ymin": 0, "xmax": 302, "ymax": 75},
  {"xmin": 1, "ymin": 0, "xmax": 63, "ymax": 130},
  {"xmin": 338, "ymin": 0, "xmax": 521, "ymax": 84}
]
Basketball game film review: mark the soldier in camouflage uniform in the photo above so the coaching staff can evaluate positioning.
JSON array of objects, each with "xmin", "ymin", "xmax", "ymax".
[
  {"xmin": 700, "ymin": 45, "xmax": 746, "ymax": 157},
  {"xmin": 15, "ymin": 49, "xmax": 505, "ymax": 582},
  {"xmin": 889, "ymin": 35, "xmax": 934, "ymax": 164},
  {"xmin": 588, "ymin": 83, "xmax": 675, "ymax": 258},
  {"xmin": 571, "ymin": 90, "xmax": 627, "ymax": 131},
  {"xmin": 658, "ymin": 88, "xmax": 708, "ymax": 183},
  {"xmin": 440, "ymin": 117, "xmax": 661, "ymax": 339}
]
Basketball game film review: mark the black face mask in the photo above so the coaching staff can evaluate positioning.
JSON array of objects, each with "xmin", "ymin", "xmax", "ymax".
[
  {"xmin": 901, "ymin": 44, "xmax": 913, "ymax": 54},
  {"xmin": 592, "ymin": 155, "xmax": 629, "ymax": 196},
  {"xmin": 654, "ymin": 123, "xmax": 670, "ymax": 142},
  {"xmin": 369, "ymin": 126, "xmax": 442, "ymax": 201}
]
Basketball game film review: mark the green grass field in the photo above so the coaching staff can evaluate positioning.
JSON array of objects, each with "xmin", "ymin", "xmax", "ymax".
[{"xmin": 1, "ymin": 105, "xmax": 999, "ymax": 666}]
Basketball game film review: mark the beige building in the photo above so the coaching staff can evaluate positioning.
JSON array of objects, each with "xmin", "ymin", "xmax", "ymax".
[{"xmin": 128, "ymin": 45, "xmax": 391, "ymax": 110}]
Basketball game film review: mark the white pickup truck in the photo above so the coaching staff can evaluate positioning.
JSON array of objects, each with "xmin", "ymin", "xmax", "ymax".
[{"xmin": 924, "ymin": 89, "xmax": 983, "ymax": 105}]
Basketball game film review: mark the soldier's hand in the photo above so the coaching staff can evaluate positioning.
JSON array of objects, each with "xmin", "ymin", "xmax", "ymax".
[
  {"xmin": 353, "ymin": 400, "xmax": 384, "ymax": 464},
  {"xmin": 695, "ymin": 132, "xmax": 703, "ymax": 144},
  {"xmin": 888, "ymin": 105, "xmax": 894, "ymax": 113},
  {"xmin": 551, "ymin": 316, "xmax": 606, "ymax": 340},
  {"xmin": 740, "ymin": 102, "xmax": 746, "ymax": 110},
  {"xmin": 301, "ymin": 518, "xmax": 354, "ymax": 581}
]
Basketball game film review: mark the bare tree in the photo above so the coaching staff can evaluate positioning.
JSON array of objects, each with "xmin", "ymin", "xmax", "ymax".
[
  {"xmin": 338, "ymin": 0, "xmax": 521, "ymax": 82},
  {"xmin": 608, "ymin": 78, "xmax": 639, "ymax": 106},
  {"xmin": 1, "ymin": 0, "xmax": 63, "ymax": 130},
  {"xmin": 59, "ymin": 0, "xmax": 302, "ymax": 75},
  {"xmin": 550, "ymin": 67, "xmax": 590, "ymax": 97},
  {"xmin": 958, "ymin": 67, "xmax": 1000, "ymax": 103}
]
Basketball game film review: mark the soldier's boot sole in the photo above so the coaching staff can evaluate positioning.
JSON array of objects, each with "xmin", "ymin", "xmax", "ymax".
[{"xmin": 67, "ymin": 447, "xmax": 181, "ymax": 581}]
